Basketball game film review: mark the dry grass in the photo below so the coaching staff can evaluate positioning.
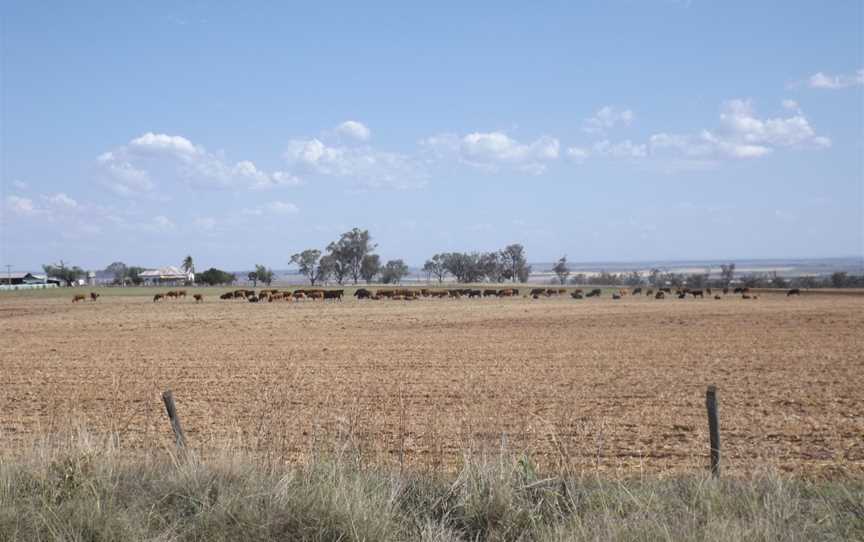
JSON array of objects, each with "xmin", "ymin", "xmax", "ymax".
[
  {"xmin": 1, "ymin": 428, "xmax": 862, "ymax": 541},
  {"xmin": 1, "ymin": 291, "xmax": 862, "ymax": 478}
]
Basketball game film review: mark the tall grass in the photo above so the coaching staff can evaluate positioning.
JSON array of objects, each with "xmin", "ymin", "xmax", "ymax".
[{"xmin": 1, "ymin": 429, "xmax": 861, "ymax": 541}]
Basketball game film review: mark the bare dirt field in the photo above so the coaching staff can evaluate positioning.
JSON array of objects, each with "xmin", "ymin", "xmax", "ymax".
[{"xmin": 1, "ymin": 290, "xmax": 862, "ymax": 478}]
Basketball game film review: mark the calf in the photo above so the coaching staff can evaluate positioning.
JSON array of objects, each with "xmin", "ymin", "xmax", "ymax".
[
  {"xmin": 90, "ymin": 292, "xmax": 100, "ymax": 301},
  {"xmin": 194, "ymin": 294, "xmax": 204, "ymax": 303},
  {"xmin": 153, "ymin": 294, "xmax": 164, "ymax": 302},
  {"xmin": 632, "ymin": 287, "xmax": 642, "ymax": 295},
  {"xmin": 786, "ymin": 288, "xmax": 801, "ymax": 296},
  {"xmin": 612, "ymin": 293, "xmax": 621, "ymax": 300},
  {"xmin": 655, "ymin": 291, "xmax": 665, "ymax": 299},
  {"xmin": 72, "ymin": 294, "xmax": 86, "ymax": 303}
]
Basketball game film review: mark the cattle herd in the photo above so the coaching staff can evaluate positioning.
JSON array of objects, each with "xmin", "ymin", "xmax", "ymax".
[{"xmin": 71, "ymin": 285, "xmax": 806, "ymax": 304}]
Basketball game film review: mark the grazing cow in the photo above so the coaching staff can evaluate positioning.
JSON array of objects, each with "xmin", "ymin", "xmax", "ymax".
[
  {"xmin": 430, "ymin": 290, "xmax": 448, "ymax": 298},
  {"xmin": 586, "ymin": 288, "xmax": 602, "ymax": 297},
  {"xmin": 468, "ymin": 289, "xmax": 483, "ymax": 298},
  {"xmin": 293, "ymin": 292, "xmax": 306, "ymax": 300},
  {"xmin": 733, "ymin": 287, "xmax": 744, "ymax": 294},
  {"xmin": 220, "ymin": 292, "xmax": 233, "ymax": 300},
  {"xmin": 677, "ymin": 293, "xmax": 687, "ymax": 299},
  {"xmin": 497, "ymin": 289, "xmax": 515, "ymax": 297},
  {"xmin": 655, "ymin": 291, "xmax": 665, "ymax": 299},
  {"xmin": 447, "ymin": 289, "xmax": 462, "ymax": 298},
  {"xmin": 354, "ymin": 288, "xmax": 372, "ymax": 299},
  {"xmin": 660, "ymin": 287, "xmax": 672, "ymax": 294},
  {"xmin": 324, "ymin": 289, "xmax": 344, "ymax": 301},
  {"xmin": 645, "ymin": 289, "xmax": 653, "ymax": 296},
  {"xmin": 690, "ymin": 289, "xmax": 704, "ymax": 298},
  {"xmin": 90, "ymin": 292, "xmax": 100, "ymax": 301},
  {"xmin": 511, "ymin": 288, "xmax": 520, "ymax": 296},
  {"xmin": 307, "ymin": 290, "xmax": 325, "ymax": 301},
  {"xmin": 72, "ymin": 294, "xmax": 86, "ymax": 303},
  {"xmin": 787, "ymin": 288, "xmax": 801, "ymax": 296},
  {"xmin": 714, "ymin": 295, "xmax": 722, "ymax": 300},
  {"xmin": 377, "ymin": 289, "xmax": 396, "ymax": 298},
  {"xmin": 742, "ymin": 294, "xmax": 751, "ymax": 299},
  {"xmin": 722, "ymin": 287, "xmax": 729, "ymax": 295},
  {"xmin": 194, "ymin": 294, "xmax": 203, "ymax": 303},
  {"xmin": 530, "ymin": 288, "xmax": 547, "ymax": 297},
  {"xmin": 706, "ymin": 288, "xmax": 712, "ymax": 296},
  {"xmin": 177, "ymin": 290, "xmax": 187, "ymax": 298},
  {"xmin": 558, "ymin": 288, "xmax": 567, "ymax": 295},
  {"xmin": 545, "ymin": 288, "xmax": 558, "ymax": 296},
  {"xmin": 483, "ymin": 289, "xmax": 498, "ymax": 297},
  {"xmin": 166, "ymin": 291, "xmax": 178, "ymax": 300},
  {"xmin": 269, "ymin": 292, "xmax": 283, "ymax": 301},
  {"xmin": 632, "ymin": 287, "xmax": 642, "ymax": 295},
  {"xmin": 612, "ymin": 293, "xmax": 621, "ymax": 300},
  {"xmin": 153, "ymin": 294, "xmax": 164, "ymax": 302},
  {"xmin": 532, "ymin": 294, "xmax": 540, "ymax": 299},
  {"xmin": 570, "ymin": 291, "xmax": 583, "ymax": 299},
  {"xmin": 248, "ymin": 295, "xmax": 259, "ymax": 303}
]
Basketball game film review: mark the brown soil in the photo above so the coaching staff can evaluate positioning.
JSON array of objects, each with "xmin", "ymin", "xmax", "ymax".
[{"xmin": 1, "ymin": 292, "xmax": 862, "ymax": 478}]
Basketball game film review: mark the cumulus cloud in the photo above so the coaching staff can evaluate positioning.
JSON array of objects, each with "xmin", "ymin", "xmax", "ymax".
[
  {"xmin": 98, "ymin": 132, "xmax": 299, "ymax": 195},
  {"xmin": 566, "ymin": 146, "xmax": 590, "ymax": 163},
  {"xmin": 648, "ymin": 99, "xmax": 830, "ymax": 161},
  {"xmin": 592, "ymin": 139, "xmax": 647, "ymax": 159},
  {"xmin": 241, "ymin": 200, "xmax": 300, "ymax": 217},
  {"xmin": 808, "ymin": 69, "xmax": 864, "ymax": 89},
  {"xmin": 284, "ymin": 138, "xmax": 425, "ymax": 189},
  {"xmin": 421, "ymin": 131, "xmax": 560, "ymax": 174},
  {"xmin": 335, "ymin": 120, "xmax": 371, "ymax": 141},
  {"xmin": 583, "ymin": 106, "xmax": 634, "ymax": 134}
]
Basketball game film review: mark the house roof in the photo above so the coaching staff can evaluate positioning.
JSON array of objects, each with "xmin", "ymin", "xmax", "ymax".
[{"xmin": 139, "ymin": 266, "xmax": 193, "ymax": 279}]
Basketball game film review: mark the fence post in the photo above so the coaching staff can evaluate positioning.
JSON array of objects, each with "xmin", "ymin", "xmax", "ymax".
[
  {"xmin": 705, "ymin": 385, "xmax": 720, "ymax": 477},
  {"xmin": 162, "ymin": 390, "xmax": 187, "ymax": 450}
]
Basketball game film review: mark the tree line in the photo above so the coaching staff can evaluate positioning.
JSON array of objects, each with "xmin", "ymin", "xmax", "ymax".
[{"xmin": 40, "ymin": 239, "xmax": 863, "ymax": 289}]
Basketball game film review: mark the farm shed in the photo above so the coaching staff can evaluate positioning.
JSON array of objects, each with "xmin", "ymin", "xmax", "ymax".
[
  {"xmin": 138, "ymin": 266, "xmax": 194, "ymax": 286},
  {"xmin": 0, "ymin": 273, "xmax": 60, "ymax": 290}
]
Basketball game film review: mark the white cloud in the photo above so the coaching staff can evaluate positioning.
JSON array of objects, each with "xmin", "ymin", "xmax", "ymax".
[
  {"xmin": 583, "ymin": 106, "xmax": 634, "ymax": 134},
  {"xmin": 150, "ymin": 215, "xmax": 175, "ymax": 232},
  {"xmin": 808, "ymin": 69, "xmax": 864, "ymax": 89},
  {"xmin": 5, "ymin": 195, "xmax": 38, "ymax": 216},
  {"xmin": 46, "ymin": 193, "xmax": 78, "ymax": 209},
  {"xmin": 284, "ymin": 138, "xmax": 425, "ymax": 189},
  {"xmin": 566, "ymin": 147, "xmax": 590, "ymax": 163},
  {"xmin": 11, "ymin": 179, "xmax": 28, "ymax": 190},
  {"xmin": 98, "ymin": 133, "xmax": 298, "ymax": 194},
  {"xmin": 335, "ymin": 120, "xmax": 371, "ymax": 141},
  {"xmin": 592, "ymin": 139, "xmax": 647, "ymax": 159},
  {"xmin": 241, "ymin": 200, "xmax": 300, "ymax": 217},
  {"xmin": 648, "ymin": 99, "xmax": 829, "ymax": 161},
  {"xmin": 422, "ymin": 131, "xmax": 559, "ymax": 174}
]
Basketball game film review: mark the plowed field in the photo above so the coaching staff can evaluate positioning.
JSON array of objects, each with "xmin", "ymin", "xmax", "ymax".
[{"xmin": 1, "ymin": 291, "xmax": 862, "ymax": 477}]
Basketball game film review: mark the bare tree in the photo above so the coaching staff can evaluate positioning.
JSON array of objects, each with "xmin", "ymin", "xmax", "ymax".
[
  {"xmin": 720, "ymin": 263, "xmax": 736, "ymax": 287},
  {"xmin": 423, "ymin": 254, "xmax": 448, "ymax": 283}
]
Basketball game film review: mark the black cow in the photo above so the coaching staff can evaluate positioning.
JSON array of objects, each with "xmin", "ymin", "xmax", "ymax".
[
  {"xmin": 786, "ymin": 288, "xmax": 801, "ymax": 296},
  {"xmin": 354, "ymin": 288, "xmax": 372, "ymax": 299}
]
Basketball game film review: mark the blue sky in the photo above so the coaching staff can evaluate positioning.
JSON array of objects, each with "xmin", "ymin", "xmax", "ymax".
[{"xmin": 1, "ymin": 1, "xmax": 862, "ymax": 271}]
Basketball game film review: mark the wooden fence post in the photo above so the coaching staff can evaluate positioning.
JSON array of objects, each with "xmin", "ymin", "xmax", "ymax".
[
  {"xmin": 162, "ymin": 390, "xmax": 187, "ymax": 450},
  {"xmin": 705, "ymin": 385, "xmax": 720, "ymax": 477}
]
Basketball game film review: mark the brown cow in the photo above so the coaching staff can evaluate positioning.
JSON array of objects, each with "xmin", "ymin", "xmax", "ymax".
[
  {"xmin": 153, "ymin": 294, "xmax": 164, "ymax": 302},
  {"xmin": 497, "ymin": 288, "xmax": 515, "ymax": 297},
  {"xmin": 483, "ymin": 289, "xmax": 498, "ymax": 297},
  {"xmin": 655, "ymin": 291, "xmax": 665, "ymax": 299},
  {"xmin": 193, "ymin": 294, "xmax": 203, "ymax": 303},
  {"xmin": 72, "ymin": 294, "xmax": 86, "ymax": 303},
  {"xmin": 90, "ymin": 292, "xmax": 100, "ymax": 301},
  {"xmin": 177, "ymin": 290, "xmax": 187, "ymax": 298},
  {"xmin": 307, "ymin": 290, "xmax": 325, "ymax": 301}
]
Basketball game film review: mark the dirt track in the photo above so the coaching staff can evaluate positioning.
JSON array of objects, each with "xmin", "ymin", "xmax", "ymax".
[{"xmin": 1, "ymin": 291, "xmax": 862, "ymax": 477}]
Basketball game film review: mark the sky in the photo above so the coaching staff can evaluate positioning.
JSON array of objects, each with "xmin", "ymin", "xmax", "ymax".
[{"xmin": 1, "ymin": 1, "xmax": 862, "ymax": 272}]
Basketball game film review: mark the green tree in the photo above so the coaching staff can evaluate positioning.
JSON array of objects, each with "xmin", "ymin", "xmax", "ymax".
[
  {"xmin": 501, "ymin": 244, "xmax": 531, "ymax": 283},
  {"xmin": 552, "ymin": 256, "xmax": 570, "ymax": 285},
  {"xmin": 830, "ymin": 272, "xmax": 848, "ymax": 288},
  {"xmin": 380, "ymin": 259, "xmax": 409, "ymax": 284},
  {"xmin": 247, "ymin": 271, "xmax": 258, "ymax": 287},
  {"xmin": 327, "ymin": 228, "xmax": 377, "ymax": 284},
  {"xmin": 423, "ymin": 254, "xmax": 448, "ymax": 283},
  {"xmin": 196, "ymin": 268, "xmax": 236, "ymax": 286},
  {"xmin": 104, "ymin": 262, "xmax": 128, "ymax": 285},
  {"xmin": 42, "ymin": 261, "xmax": 84, "ymax": 287},
  {"xmin": 360, "ymin": 254, "xmax": 381, "ymax": 283},
  {"xmin": 255, "ymin": 265, "xmax": 274, "ymax": 286},
  {"xmin": 291, "ymin": 249, "xmax": 331, "ymax": 286},
  {"xmin": 126, "ymin": 266, "xmax": 145, "ymax": 285}
]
